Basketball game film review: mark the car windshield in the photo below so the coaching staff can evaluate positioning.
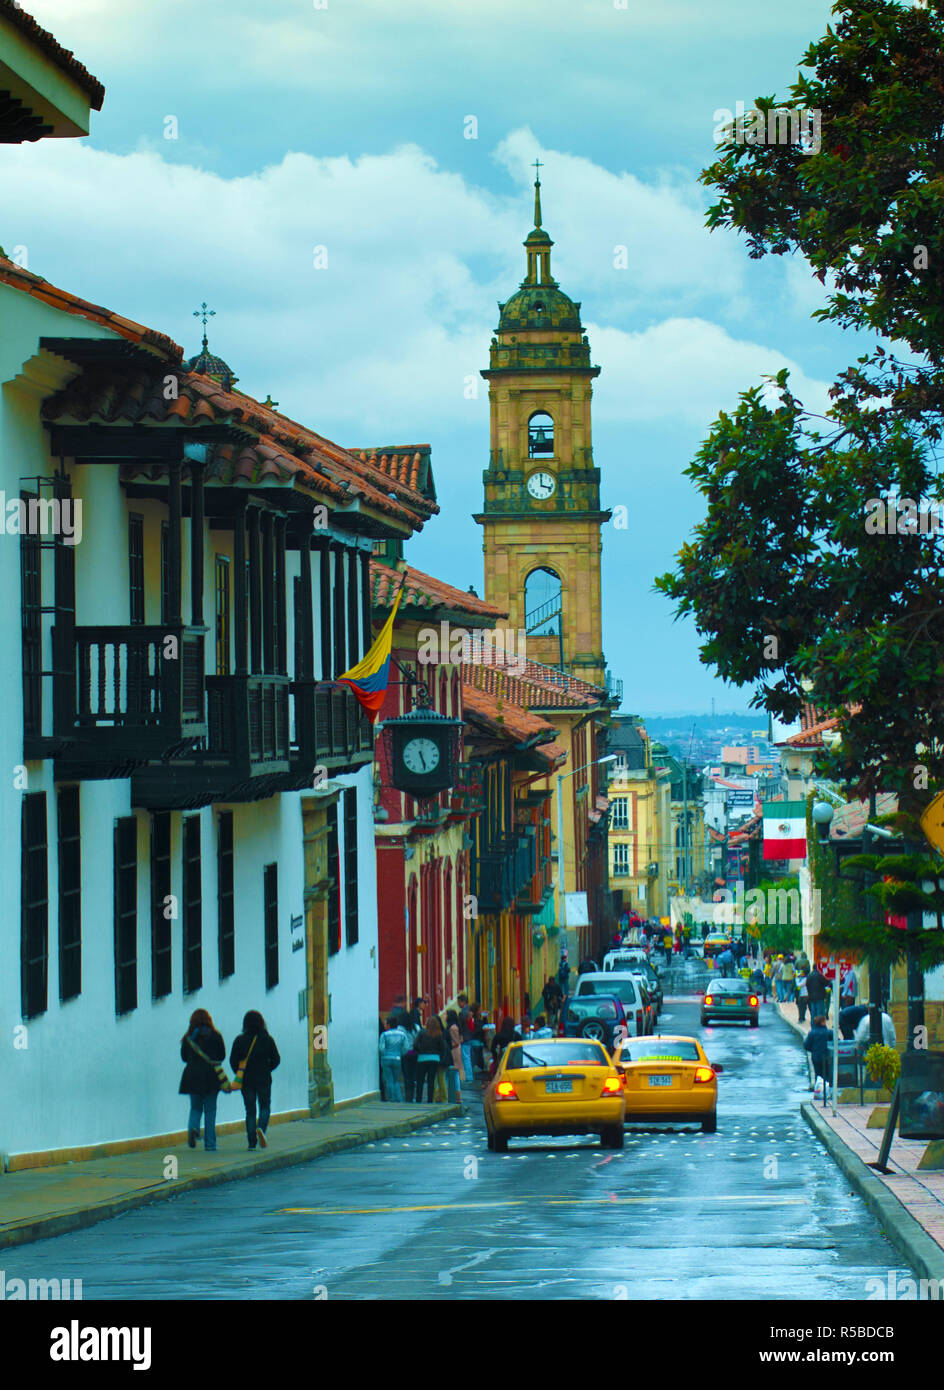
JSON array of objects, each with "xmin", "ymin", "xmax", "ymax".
[
  {"xmin": 505, "ymin": 1043, "xmax": 608, "ymax": 1069},
  {"xmin": 568, "ymin": 998, "xmax": 619, "ymax": 1019},
  {"xmin": 617, "ymin": 1039, "xmax": 701, "ymax": 1063},
  {"xmin": 578, "ymin": 979, "xmax": 637, "ymax": 1005}
]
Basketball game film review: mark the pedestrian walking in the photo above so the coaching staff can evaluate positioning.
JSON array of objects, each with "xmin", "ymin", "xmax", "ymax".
[
  {"xmin": 414, "ymin": 1015, "xmax": 448, "ymax": 1102},
  {"xmin": 840, "ymin": 964, "xmax": 857, "ymax": 1010},
  {"xmin": 750, "ymin": 962, "xmax": 767, "ymax": 1003},
  {"xmin": 400, "ymin": 1006, "xmax": 422, "ymax": 1102},
  {"xmin": 804, "ymin": 1015, "xmax": 834, "ymax": 1096},
  {"xmin": 557, "ymin": 954, "xmax": 571, "ymax": 994},
  {"xmin": 179, "ymin": 1009, "xmax": 227, "ymax": 1152},
  {"xmin": 444, "ymin": 1009, "xmax": 463, "ymax": 1102},
  {"xmin": 458, "ymin": 994, "xmax": 476, "ymax": 1085},
  {"xmin": 542, "ymin": 975, "xmax": 563, "ymax": 1026},
  {"xmin": 805, "ymin": 964, "xmax": 828, "ymax": 1018},
  {"xmin": 780, "ymin": 956, "xmax": 796, "ymax": 1003},
  {"xmin": 230, "ymin": 1010, "xmax": 280, "ymax": 1150},
  {"xmin": 531, "ymin": 1013, "xmax": 554, "ymax": 1038},
  {"xmin": 379, "ymin": 1013, "xmax": 410, "ymax": 1102},
  {"xmin": 796, "ymin": 970, "xmax": 810, "ymax": 1024}
]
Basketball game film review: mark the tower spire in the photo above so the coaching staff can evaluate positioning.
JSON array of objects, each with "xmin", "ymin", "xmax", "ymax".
[{"xmin": 532, "ymin": 158, "xmax": 543, "ymax": 228}]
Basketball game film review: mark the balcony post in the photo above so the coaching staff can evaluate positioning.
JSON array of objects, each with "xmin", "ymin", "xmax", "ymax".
[
  {"xmin": 189, "ymin": 457, "xmax": 205, "ymax": 629},
  {"xmin": 261, "ymin": 510, "xmax": 274, "ymax": 673},
  {"xmin": 248, "ymin": 506, "xmax": 262, "ymax": 674},
  {"xmin": 167, "ymin": 457, "xmax": 183, "ymax": 627},
  {"xmin": 233, "ymin": 502, "xmax": 249, "ymax": 677},
  {"xmin": 360, "ymin": 549, "xmax": 372, "ymax": 658},
  {"xmin": 275, "ymin": 514, "xmax": 287, "ymax": 676}
]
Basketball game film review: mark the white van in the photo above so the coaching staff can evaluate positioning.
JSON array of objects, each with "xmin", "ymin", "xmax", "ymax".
[
  {"xmin": 574, "ymin": 972, "xmax": 649, "ymax": 1036},
  {"xmin": 603, "ymin": 949, "xmax": 649, "ymax": 973}
]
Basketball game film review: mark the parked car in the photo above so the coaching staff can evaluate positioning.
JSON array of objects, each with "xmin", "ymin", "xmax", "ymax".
[
  {"xmin": 603, "ymin": 948, "xmax": 649, "ymax": 972},
  {"xmin": 625, "ymin": 961, "xmax": 663, "ymax": 1016},
  {"xmin": 573, "ymin": 973, "xmax": 651, "ymax": 1036},
  {"xmin": 483, "ymin": 1037, "xmax": 626, "ymax": 1152},
  {"xmin": 559, "ymin": 993, "xmax": 631, "ymax": 1049},
  {"xmin": 613, "ymin": 1034, "xmax": 722, "ymax": 1133},
  {"xmin": 701, "ymin": 977, "xmax": 760, "ymax": 1027}
]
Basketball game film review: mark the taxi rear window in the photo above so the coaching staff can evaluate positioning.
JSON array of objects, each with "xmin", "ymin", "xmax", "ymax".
[
  {"xmin": 618, "ymin": 1040, "xmax": 700, "ymax": 1062},
  {"xmin": 505, "ymin": 1043, "xmax": 607, "ymax": 1069}
]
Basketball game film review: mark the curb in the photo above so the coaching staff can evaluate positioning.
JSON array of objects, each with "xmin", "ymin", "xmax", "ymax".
[
  {"xmin": 0, "ymin": 1104, "xmax": 461, "ymax": 1252},
  {"xmin": 801, "ymin": 1102, "xmax": 944, "ymax": 1283}
]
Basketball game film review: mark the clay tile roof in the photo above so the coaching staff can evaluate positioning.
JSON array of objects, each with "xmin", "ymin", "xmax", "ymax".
[
  {"xmin": 371, "ymin": 559, "xmax": 506, "ymax": 621},
  {"xmin": 348, "ymin": 444, "xmax": 437, "ymax": 505},
  {"xmin": 0, "ymin": 256, "xmax": 181, "ymax": 359},
  {"xmin": 0, "ymin": 0, "xmax": 105, "ymax": 108},
  {"xmin": 461, "ymin": 640, "xmax": 606, "ymax": 711},
  {"xmin": 461, "ymin": 679, "xmax": 563, "ymax": 760}
]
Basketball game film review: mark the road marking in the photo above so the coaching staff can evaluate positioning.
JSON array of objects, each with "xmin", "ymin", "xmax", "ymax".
[{"xmin": 277, "ymin": 1194, "xmax": 809, "ymax": 1217}]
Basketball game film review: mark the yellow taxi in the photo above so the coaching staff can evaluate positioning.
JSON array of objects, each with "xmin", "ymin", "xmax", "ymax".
[
  {"xmin": 703, "ymin": 933, "xmax": 732, "ymax": 961},
  {"xmin": 483, "ymin": 1036, "xmax": 625, "ymax": 1152},
  {"xmin": 612, "ymin": 1034, "xmax": 722, "ymax": 1133}
]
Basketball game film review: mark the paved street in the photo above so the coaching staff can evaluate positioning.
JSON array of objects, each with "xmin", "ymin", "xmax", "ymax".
[{"xmin": 1, "ymin": 1001, "xmax": 911, "ymax": 1300}]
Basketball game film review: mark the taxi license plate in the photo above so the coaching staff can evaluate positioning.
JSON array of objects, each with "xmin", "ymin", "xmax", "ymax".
[
  {"xmin": 545, "ymin": 1077, "xmax": 572, "ymax": 1094},
  {"xmin": 648, "ymin": 1075, "xmax": 672, "ymax": 1087}
]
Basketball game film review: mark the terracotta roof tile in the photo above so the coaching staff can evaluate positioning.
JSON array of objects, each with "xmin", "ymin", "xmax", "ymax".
[
  {"xmin": 462, "ymin": 680, "xmax": 563, "ymax": 760},
  {"xmin": 371, "ymin": 560, "xmax": 506, "ymax": 621},
  {"xmin": 461, "ymin": 641, "xmax": 606, "ymax": 710},
  {"xmin": 348, "ymin": 445, "xmax": 436, "ymax": 505},
  {"xmin": 0, "ymin": 256, "xmax": 180, "ymax": 358},
  {"xmin": 0, "ymin": 0, "xmax": 105, "ymax": 109}
]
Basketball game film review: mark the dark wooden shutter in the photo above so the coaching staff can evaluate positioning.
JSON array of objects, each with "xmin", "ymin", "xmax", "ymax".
[
  {"xmin": 128, "ymin": 515, "xmax": 145, "ymax": 624},
  {"xmin": 21, "ymin": 792, "xmax": 48, "ymax": 1019},
  {"xmin": 151, "ymin": 811, "xmax": 172, "ymax": 999},
  {"xmin": 217, "ymin": 811, "xmax": 235, "ymax": 979},
  {"xmin": 182, "ymin": 815, "xmax": 202, "ymax": 994},
  {"xmin": 57, "ymin": 786, "xmax": 81, "ymax": 1002},
  {"xmin": 114, "ymin": 816, "xmax": 138, "ymax": 1015},
  {"xmin": 327, "ymin": 800, "xmax": 341, "ymax": 956},
  {"xmin": 343, "ymin": 785, "xmax": 358, "ymax": 946},
  {"xmin": 21, "ymin": 513, "xmax": 41, "ymax": 740},
  {"xmin": 264, "ymin": 861, "xmax": 279, "ymax": 989}
]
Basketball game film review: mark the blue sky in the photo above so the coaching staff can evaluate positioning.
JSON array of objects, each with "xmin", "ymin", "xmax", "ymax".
[{"xmin": 3, "ymin": 0, "xmax": 854, "ymax": 716}]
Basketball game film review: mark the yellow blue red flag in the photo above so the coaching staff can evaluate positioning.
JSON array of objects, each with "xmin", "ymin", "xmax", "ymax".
[{"xmin": 335, "ymin": 581, "xmax": 404, "ymax": 721}]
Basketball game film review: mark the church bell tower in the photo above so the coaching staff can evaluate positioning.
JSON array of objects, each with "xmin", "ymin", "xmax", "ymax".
[{"xmin": 474, "ymin": 167, "xmax": 609, "ymax": 687}]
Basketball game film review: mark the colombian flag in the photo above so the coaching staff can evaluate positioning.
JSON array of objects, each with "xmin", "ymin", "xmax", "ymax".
[{"xmin": 335, "ymin": 582, "xmax": 404, "ymax": 721}]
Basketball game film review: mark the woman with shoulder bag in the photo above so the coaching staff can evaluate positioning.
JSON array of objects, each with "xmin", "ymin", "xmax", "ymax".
[
  {"xmin": 230, "ymin": 1010, "xmax": 281, "ymax": 1151},
  {"xmin": 415, "ymin": 1015, "xmax": 448, "ymax": 1102},
  {"xmin": 179, "ymin": 1009, "xmax": 227, "ymax": 1151}
]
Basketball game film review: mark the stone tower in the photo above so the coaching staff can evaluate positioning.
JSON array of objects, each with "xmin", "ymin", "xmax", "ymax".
[{"xmin": 475, "ymin": 170, "xmax": 609, "ymax": 687}]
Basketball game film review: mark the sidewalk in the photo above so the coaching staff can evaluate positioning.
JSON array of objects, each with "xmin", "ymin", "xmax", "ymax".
[
  {"xmin": 0, "ymin": 1101, "xmax": 459, "ymax": 1252},
  {"xmin": 773, "ymin": 997, "xmax": 944, "ymax": 1280}
]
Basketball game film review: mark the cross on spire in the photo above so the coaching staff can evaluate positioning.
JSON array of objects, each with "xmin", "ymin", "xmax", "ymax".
[{"xmin": 193, "ymin": 301, "xmax": 215, "ymax": 352}]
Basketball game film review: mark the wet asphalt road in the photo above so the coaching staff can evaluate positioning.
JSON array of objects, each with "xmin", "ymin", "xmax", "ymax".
[{"xmin": 2, "ymin": 999, "xmax": 912, "ymax": 1300}]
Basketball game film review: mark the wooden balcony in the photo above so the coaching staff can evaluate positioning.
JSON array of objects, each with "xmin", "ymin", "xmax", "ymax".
[
  {"xmin": 291, "ymin": 683, "xmax": 374, "ymax": 778},
  {"xmin": 54, "ymin": 625, "xmax": 206, "ymax": 777},
  {"xmin": 131, "ymin": 673, "xmax": 292, "ymax": 809}
]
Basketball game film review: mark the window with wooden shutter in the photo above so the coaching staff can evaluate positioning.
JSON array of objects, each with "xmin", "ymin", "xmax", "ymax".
[
  {"xmin": 264, "ymin": 861, "xmax": 278, "ymax": 989},
  {"xmin": 343, "ymin": 786, "xmax": 358, "ymax": 947},
  {"xmin": 21, "ymin": 792, "xmax": 48, "ymax": 1019},
  {"xmin": 151, "ymin": 811, "xmax": 172, "ymax": 999},
  {"xmin": 58, "ymin": 786, "xmax": 81, "ymax": 1002},
  {"xmin": 182, "ymin": 815, "xmax": 202, "ymax": 994},
  {"xmin": 327, "ymin": 800, "xmax": 341, "ymax": 956},
  {"xmin": 217, "ymin": 810, "xmax": 234, "ymax": 980},
  {"xmin": 114, "ymin": 816, "xmax": 138, "ymax": 1015}
]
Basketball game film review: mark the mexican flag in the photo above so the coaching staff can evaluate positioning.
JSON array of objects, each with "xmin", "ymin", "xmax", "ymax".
[{"xmin": 762, "ymin": 801, "xmax": 807, "ymax": 860}]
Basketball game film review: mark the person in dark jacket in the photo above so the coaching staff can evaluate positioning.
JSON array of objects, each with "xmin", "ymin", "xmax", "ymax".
[
  {"xmin": 805, "ymin": 966, "xmax": 829, "ymax": 1016},
  {"xmin": 804, "ymin": 1015, "xmax": 834, "ymax": 1094},
  {"xmin": 414, "ymin": 1016, "xmax": 448, "ymax": 1102},
  {"xmin": 180, "ymin": 1008, "xmax": 226, "ymax": 1151},
  {"xmin": 230, "ymin": 1010, "xmax": 280, "ymax": 1150}
]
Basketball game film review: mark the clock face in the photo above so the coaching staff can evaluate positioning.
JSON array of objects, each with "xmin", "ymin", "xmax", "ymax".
[
  {"xmin": 402, "ymin": 737, "xmax": 441, "ymax": 775},
  {"xmin": 527, "ymin": 471, "xmax": 556, "ymax": 499}
]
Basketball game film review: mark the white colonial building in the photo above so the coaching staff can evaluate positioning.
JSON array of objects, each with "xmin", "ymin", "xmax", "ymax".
[{"xmin": 0, "ymin": 255, "xmax": 435, "ymax": 1166}]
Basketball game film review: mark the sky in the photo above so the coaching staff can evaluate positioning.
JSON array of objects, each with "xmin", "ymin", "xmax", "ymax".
[{"xmin": 1, "ymin": 0, "xmax": 855, "ymax": 717}]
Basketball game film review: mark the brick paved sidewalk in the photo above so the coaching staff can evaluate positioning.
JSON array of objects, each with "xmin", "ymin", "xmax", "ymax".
[
  {"xmin": 0, "ymin": 1101, "xmax": 459, "ymax": 1251},
  {"xmin": 773, "ymin": 997, "xmax": 944, "ymax": 1277}
]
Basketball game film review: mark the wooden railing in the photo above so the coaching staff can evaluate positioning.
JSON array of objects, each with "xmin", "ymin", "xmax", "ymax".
[{"xmin": 70, "ymin": 625, "xmax": 204, "ymax": 745}]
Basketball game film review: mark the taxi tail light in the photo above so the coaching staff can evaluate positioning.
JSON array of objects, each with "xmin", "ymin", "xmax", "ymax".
[
  {"xmin": 495, "ymin": 1080, "xmax": 518, "ymax": 1100},
  {"xmin": 749, "ymin": 995, "xmax": 759, "ymax": 1007},
  {"xmin": 693, "ymin": 1066, "xmax": 715, "ymax": 1084},
  {"xmin": 602, "ymin": 1075, "xmax": 623, "ymax": 1094}
]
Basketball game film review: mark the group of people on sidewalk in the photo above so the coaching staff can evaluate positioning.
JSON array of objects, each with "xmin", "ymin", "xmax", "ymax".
[
  {"xmin": 179, "ymin": 1009, "xmax": 280, "ymax": 1152},
  {"xmin": 379, "ymin": 992, "xmax": 562, "ymax": 1103}
]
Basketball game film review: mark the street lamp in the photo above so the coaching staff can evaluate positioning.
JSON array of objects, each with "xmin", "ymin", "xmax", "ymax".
[{"xmin": 557, "ymin": 754, "xmax": 618, "ymax": 976}]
